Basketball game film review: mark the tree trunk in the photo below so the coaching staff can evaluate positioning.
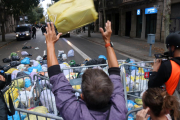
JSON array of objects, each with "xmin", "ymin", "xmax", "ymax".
[
  {"xmin": 88, "ymin": 24, "xmax": 91, "ymax": 37},
  {"xmin": 164, "ymin": 0, "xmax": 171, "ymax": 51},
  {"xmin": 102, "ymin": 0, "xmax": 106, "ymax": 23},
  {"xmin": 0, "ymin": 10, "xmax": 6, "ymax": 42},
  {"xmin": 1, "ymin": 22, "xmax": 5, "ymax": 42}
]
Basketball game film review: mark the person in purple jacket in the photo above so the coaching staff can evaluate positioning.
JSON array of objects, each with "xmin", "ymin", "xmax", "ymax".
[{"xmin": 44, "ymin": 21, "xmax": 128, "ymax": 120}]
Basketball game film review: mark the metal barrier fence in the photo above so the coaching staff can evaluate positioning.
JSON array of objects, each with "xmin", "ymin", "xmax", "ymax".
[
  {"xmin": 4, "ymin": 75, "xmax": 35, "ymax": 109},
  {"xmin": 8, "ymin": 108, "xmax": 63, "ymax": 120},
  {"xmin": 4, "ymin": 60, "xmax": 152, "ymax": 120},
  {"xmin": 126, "ymin": 107, "xmax": 143, "ymax": 120},
  {"xmin": 120, "ymin": 61, "xmax": 153, "ymax": 107}
]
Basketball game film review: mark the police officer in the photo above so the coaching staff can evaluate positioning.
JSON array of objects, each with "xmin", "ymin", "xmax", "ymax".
[{"xmin": 148, "ymin": 33, "xmax": 180, "ymax": 96}]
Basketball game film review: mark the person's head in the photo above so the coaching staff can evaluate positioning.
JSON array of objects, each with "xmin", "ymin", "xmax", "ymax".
[
  {"xmin": 142, "ymin": 88, "xmax": 179, "ymax": 119},
  {"xmin": 166, "ymin": 34, "xmax": 180, "ymax": 57},
  {"xmin": 81, "ymin": 69, "xmax": 113, "ymax": 110}
]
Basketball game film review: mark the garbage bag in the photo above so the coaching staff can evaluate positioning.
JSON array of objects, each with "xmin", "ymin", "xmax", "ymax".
[
  {"xmin": 10, "ymin": 52, "xmax": 18, "ymax": 57},
  {"xmin": 47, "ymin": 0, "xmax": 98, "ymax": 34},
  {"xmin": 22, "ymin": 46, "xmax": 32, "ymax": 49},
  {"xmin": 28, "ymin": 64, "xmax": 42, "ymax": 73},
  {"xmin": 25, "ymin": 106, "xmax": 49, "ymax": 120},
  {"xmin": 11, "ymin": 70, "xmax": 20, "ymax": 80},
  {"xmin": 40, "ymin": 89, "xmax": 57, "ymax": 115},
  {"xmin": 43, "ymin": 55, "xmax": 47, "ymax": 60},
  {"xmin": 0, "ymin": 65, "xmax": 3, "ymax": 70},
  {"xmin": 36, "ymin": 56, "xmax": 43, "ymax": 61},
  {"xmin": 11, "ymin": 56, "xmax": 20, "ymax": 61},
  {"xmin": 39, "ymin": 80, "xmax": 52, "ymax": 89},
  {"xmin": 16, "ymin": 72, "xmax": 28, "ymax": 78},
  {"xmin": 30, "ymin": 71, "xmax": 37, "ymax": 82},
  {"xmin": 5, "ymin": 68, "xmax": 17, "ymax": 74},
  {"xmin": 31, "ymin": 60, "xmax": 39, "ymax": 67},
  {"xmin": 68, "ymin": 49, "xmax": 74, "ymax": 57},
  {"xmin": 21, "ymin": 57, "xmax": 30, "ymax": 64},
  {"xmin": 2, "ymin": 58, "xmax": 11, "ymax": 63},
  {"xmin": 85, "ymin": 58, "xmax": 106, "ymax": 66},
  {"xmin": 69, "ymin": 60, "xmax": 76, "ymax": 66},
  {"xmin": 3, "ymin": 65, "xmax": 11, "ymax": 72},
  {"xmin": 24, "ymin": 71, "xmax": 31, "ymax": 75},
  {"xmin": 58, "ymin": 50, "xmax": 64, "ymax": 57},
  {"xmin": 21, "ymin": 51, "xmax": 29, "ymax": 56},
  {"xmin": 8, "ymin": 111, "xmax": 26, "ymax": 120},
  {"xmin": 60, "ymin": 63, "xmax": 73, "ymax": 76},
  {"xmin": 17, "ymin": 64, "xmax": 26, "ymax": 71},
  {"xmin": 18, "ymin": 85, "xmax": 36, "ymax": 107},
  {"xmin": 10, "ymin": 61, "xmax": 20, "ymax": 67},
  {"xmin": 4, "ymin": 88, "xmax": 19, "ymax": 103},
  {"xmin": 13, "ymin": 79, "xmax": 24, "ymax": 88},
  {"xmin": 62, "ymin": 53, "xmax": 67, "ymax": 60},
  {"xmin": 25, "ymin": 79, "xmax": 31, "ymax": 88}
]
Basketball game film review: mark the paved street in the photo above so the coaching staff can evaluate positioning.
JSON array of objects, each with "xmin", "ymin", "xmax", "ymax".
[{"xmin": 0, "ymin": 30, "xmax": 130, "ymax": 66}]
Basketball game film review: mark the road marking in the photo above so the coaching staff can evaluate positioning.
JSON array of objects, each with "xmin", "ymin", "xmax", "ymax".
[
  {"xmin": 62, "ymin": 38, "xmax": 91, "ymax": 60},
  {"xmin": 23, "ymin": 42, "xmax": 27, "ymax": 45}
]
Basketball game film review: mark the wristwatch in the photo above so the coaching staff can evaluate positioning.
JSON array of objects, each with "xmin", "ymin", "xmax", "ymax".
[{"xmin": 105, "ymin": 41, "xmax": 114, "ymax": 48}]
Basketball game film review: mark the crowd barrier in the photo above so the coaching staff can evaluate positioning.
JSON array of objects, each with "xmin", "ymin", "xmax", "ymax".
[{"xmin": 4, "ymin": 60, "xmax": 153, "ymax": 120}]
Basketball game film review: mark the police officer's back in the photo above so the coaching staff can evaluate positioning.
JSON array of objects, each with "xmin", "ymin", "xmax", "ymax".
[{"xmin": 149, "ymin": 34, "xmax": 180, "ymax": 96}]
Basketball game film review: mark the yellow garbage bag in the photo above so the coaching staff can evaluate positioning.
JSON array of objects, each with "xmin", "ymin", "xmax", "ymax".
[
  {"xmin": 13, "ymin": 79, "xmax": 24, "ymax": 88},
  {"xmin": 47, "ymin": 0, "xmax": 98, "ymax": 34},
  {"xmin": 25, "ymin": 106, "xmax": 50, "ymax": 120},
  {"xmin": 4, "ymin": 88, "xmax": 19, "ymax": 103},
  {"xmin": 5, "ymin": 68, "xmax": 17, "ymax": 74},
  {"xmin": 72, "ymin": 85, "xmax": 81, "ymax": 90}
]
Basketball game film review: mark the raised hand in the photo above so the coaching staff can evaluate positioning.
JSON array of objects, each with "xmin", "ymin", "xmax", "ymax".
[
  {"xmin": 99, "ymin": 20, "xmax": 112, "ymax": 44},
  {"xmin": 44, "ymin": 22, "xmax": 62, "ymax": 45}
]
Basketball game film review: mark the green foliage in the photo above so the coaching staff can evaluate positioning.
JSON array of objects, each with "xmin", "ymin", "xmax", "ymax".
[
  {"xmin": 40, "ymin": 16, "xmax": 46, "ymax": 24},
  {"xmin": 1, "ymin": 0, "xmax": 39, "ymax": 17},
  {"xmin": 27, "ymin": 7, "xmax": 44, "ymax": 24}
]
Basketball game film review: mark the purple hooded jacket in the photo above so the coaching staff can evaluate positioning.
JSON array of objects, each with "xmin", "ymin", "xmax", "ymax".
[{"xmin": 48, "ymin": 65, "xmax": 127, "ymax": 120}]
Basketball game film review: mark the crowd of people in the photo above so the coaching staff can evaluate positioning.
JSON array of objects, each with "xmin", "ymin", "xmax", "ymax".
[{"xmin": 0, "ymin": 20, "xmax": 180, "ymax": 120}]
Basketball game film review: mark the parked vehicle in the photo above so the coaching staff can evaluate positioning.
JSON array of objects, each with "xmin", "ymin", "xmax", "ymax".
[{"xmin": 15, "ymin": 25, "xmax": 32, "ymax": 40}]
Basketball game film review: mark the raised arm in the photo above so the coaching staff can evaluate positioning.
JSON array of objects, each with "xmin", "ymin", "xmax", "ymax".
[
  {"xmin": 44, "ymin": 22, "xmax": 62, "ymax": 68},
  {"xmin": 100, "ymin": 21, "xmax": 127, "ymax": 118},
  {"xmin": 99, "ymin": 21, "xmax": 118, "ymax": 68}
]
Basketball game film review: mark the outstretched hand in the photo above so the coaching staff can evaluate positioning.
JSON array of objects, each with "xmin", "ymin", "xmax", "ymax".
[
  {"xmin": 99, "ymin": 20, "xmax": 112, "ymax": 44},
  {"xmin": 44, "ymin": 22, "xmax": 62, "ymax": 45}
]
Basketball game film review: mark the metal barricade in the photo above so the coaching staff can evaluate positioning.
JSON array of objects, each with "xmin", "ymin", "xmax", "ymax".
[
  {"xmin": 126, "ymin": 107, "xmax": 143, "ymax": 120},
  {"xmin": 120, "ymin": 61, "xmax": 153, "ymax": 107},
  {"xmin": 4, "ymin": 75, "xmax": 37, "ymax": 109},
  {"xmin": 33, "ymin": 74, "xmax": 58, "ymax": 115},
  {"xmin": 8, "ymin": 107, "xmax": 63, "ymax": 120}
]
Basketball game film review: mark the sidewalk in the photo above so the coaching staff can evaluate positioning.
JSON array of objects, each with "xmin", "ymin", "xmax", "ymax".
[
  {"xmin": 0, "ymin": 33, "xmax": 16, "ymax": 48},
  {"xmin": 74, "ymin": 32, "xmax": 165, "ymax": 61}
]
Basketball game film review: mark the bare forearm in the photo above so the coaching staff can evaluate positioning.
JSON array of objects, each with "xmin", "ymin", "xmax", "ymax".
[
  {"xmin": 47, "ymin": 43, "xmax": 59, "ymax": 68},
  {"xmin": 106, "ymin": 46, "xmax": 118, "ymax": 68}
]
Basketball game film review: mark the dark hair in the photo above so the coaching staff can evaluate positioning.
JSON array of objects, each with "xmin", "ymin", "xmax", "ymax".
[
  {"xmin": 81, "ymin": 69, "xmax": 113, "ymax": 110},
  {"xmin": 143, "ymin": 88, "xmax": 179, "ymax": 118}
]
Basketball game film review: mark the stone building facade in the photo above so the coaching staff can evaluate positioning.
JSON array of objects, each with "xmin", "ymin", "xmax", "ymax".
[{"xmin": 98, "ymin": 0, "xmax": 180, "ymax": 42}]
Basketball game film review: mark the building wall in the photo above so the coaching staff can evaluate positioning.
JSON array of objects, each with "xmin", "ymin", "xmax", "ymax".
[
  {"xmin": 98, "ymin": 0, "xmax": 180, "ymax": 42},
  {"xmin": 170, "ymin": 3, "xmax": 180, "ymax": 33},
  {"xmin": 119, "ymin": 0, "xmax": 164, "ymax": 42}
]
